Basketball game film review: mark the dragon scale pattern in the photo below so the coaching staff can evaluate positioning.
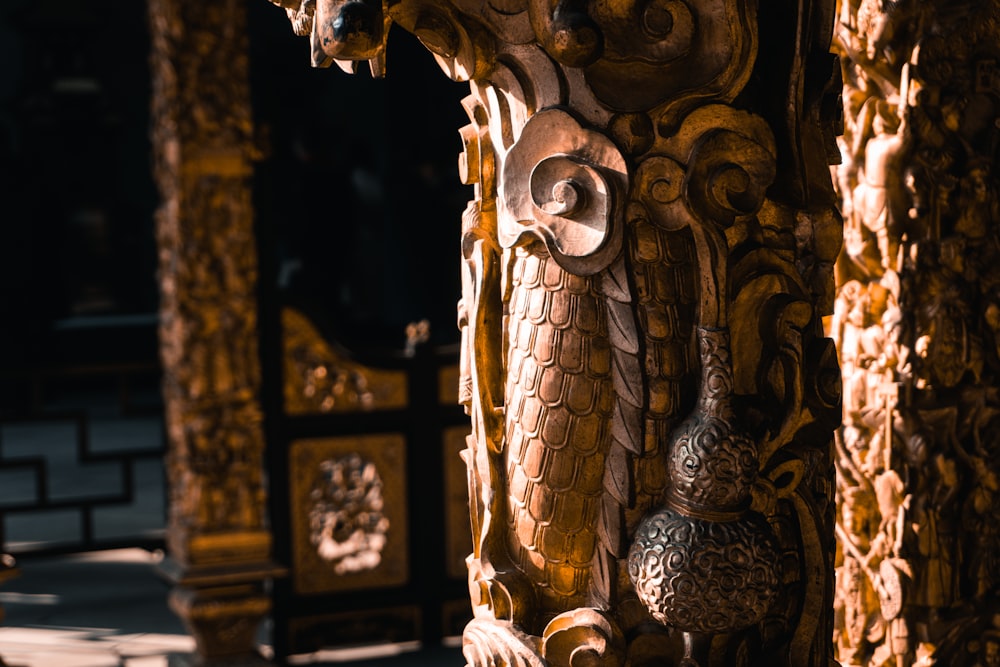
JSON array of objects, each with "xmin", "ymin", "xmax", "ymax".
[
  {"xmin": 504, "ymin": 218, "xmax": 698, "ymax": 615},
  {"xmin": 504, "ymin": 245, "xmax": 614, "ymax": 615}
]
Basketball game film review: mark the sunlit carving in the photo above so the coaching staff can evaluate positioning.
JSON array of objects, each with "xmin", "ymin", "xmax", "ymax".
[{"xmin": 269, "ymin": 1, "xmax": 842, "ymax": 664}]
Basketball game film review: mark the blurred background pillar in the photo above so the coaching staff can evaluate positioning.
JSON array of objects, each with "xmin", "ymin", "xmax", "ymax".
[
  {"xmin": 832, "ymin": 0, "xmax": 1000, "ymax": 664},
  {"xmin": 148, "ymin": 0, "xmax": 283, "ymax": 663},
  {"xmin": 0, "ymin": 552, "xmax": 16, "ymax": 666}
]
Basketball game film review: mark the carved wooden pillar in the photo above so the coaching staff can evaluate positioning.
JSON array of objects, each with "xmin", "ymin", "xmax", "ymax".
[
  {"xmin": 833, "ymin": 1, "xmax": 1000, "ymax": 665},
  {"xmin": 149, "ymin": 0, "xmax": 283, "ymax": 663},
  {"xmin": 269, "ymin": 1, "xmax": 843, "ymax": 664}
]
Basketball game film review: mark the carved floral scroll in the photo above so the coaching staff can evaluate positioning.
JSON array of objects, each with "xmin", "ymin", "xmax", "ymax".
[
  {"xmin": 833, "ymin": 0, "xmax": 1000, "ymax": 665},
  {"xmin": 269, "ymin": 1, "xmax": 843, "ymax": 665}
]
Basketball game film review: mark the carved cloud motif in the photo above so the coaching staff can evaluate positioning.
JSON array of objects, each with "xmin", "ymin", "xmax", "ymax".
[
  {"xmin": 531, "ymin": 0, "xmax": 758, "ymax": 115},
  {"xmin": 499, "ymin": 108, "xmax": 628, "ymax": 276}
]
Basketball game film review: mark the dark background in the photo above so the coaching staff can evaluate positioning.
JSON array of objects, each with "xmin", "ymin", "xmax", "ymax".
[{"xmin": 0, "ymin": 0, "xmax": 470, "ymax": 384}]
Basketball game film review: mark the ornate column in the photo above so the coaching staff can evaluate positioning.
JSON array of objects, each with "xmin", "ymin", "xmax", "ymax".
[
  {"xmin": 149, "ymin": 0, "xmax": 283, "ymax": 663},
  {"xmin": 833, "ymin": 1, "xmax": 1000, "ymax": 665},
  {"xmin": 269, "ymin": 1, "xmax": 843, "ymax": 665}
]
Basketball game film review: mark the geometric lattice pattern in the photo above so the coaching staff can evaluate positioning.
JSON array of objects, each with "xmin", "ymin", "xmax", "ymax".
[{"xmin": 0, "ymin": 414, "xmax": 165, "ymax": 554}]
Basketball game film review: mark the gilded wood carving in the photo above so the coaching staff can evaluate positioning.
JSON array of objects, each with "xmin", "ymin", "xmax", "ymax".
[
  {"xmin": 290, "ymin": 435, "xmax": 409, "ymax": 594},
  {"xmin": 282, "ymin": 307, "xmax": 409, "ymax": 414},
  {"xmin": 150, "ymin": 0, "xmax": 282, "ymax": 661},
  {"xmin": 270, "ymin": 1, "xmax": 843, "ymax": 664},
  {"xmin": 833, "ymin": 0, "xmax": 1000, "ymax": 665}
]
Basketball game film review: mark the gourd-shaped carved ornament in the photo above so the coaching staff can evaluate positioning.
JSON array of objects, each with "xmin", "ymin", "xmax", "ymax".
[{"xmin": 269, "ymin": 1, "xmax": 843, "ymax": 665}]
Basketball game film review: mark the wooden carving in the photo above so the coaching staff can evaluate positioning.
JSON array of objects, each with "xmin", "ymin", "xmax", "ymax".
[
  {"xmin": 149, "ymin": 0, "xmax": 283, "ymax": 662},
  {"xmin": 833, "ymin": 0, "xmax": 1000, "ymax": 665},
  {"xmin": 281, "ymin": 307, "xmax": 408, "ymax": 414},
  {"xmin": 270, "ymin": 1, "xmax": 843, "ymax": 665}
]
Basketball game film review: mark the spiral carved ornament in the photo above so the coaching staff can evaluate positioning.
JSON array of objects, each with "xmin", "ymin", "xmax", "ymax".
[
  {"xmin": 525, "ymin": 0, "xmax": 755, "ymax": 113},
  {"xmin": 500, "ymin": 108, "xmax": 628, "ymax": 276}
]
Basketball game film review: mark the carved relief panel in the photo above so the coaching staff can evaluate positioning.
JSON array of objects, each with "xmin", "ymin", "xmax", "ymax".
[
  {"xmin": 833, "ymin": 0, "xmax": 1000, "ymax": 665},
  {"xmin": 289, "ymin": 435, "xmax": 408, "ymax": 594},
  {"xmin": 269, "ymin": 1, "xmax": 843, "ymax": 665}
]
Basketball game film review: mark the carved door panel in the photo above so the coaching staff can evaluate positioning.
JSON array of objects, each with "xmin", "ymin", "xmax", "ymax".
[
  {"xmin": 247, "ymin": 14, "xmax": 476, "ymax": 656},
  {"xmin": 265, "ymin": 306, "xmax": 470, "ymax": 657}
]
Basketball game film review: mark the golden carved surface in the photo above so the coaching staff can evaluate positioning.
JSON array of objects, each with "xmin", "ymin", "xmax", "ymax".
[
  {"xmin": 150, "ymin": 0, "xmax": 280, "ymax": 661},
  {"xmin": 269, "ymin": 1, "xmax": 843, "ymax": 665},
  {"xmin": 833, "ymin": 0, "xmax": 1000, "ymax": 665},
  {"xmin": 282, "ymin": 307, "xmax": 408, "ymax": 415},
  {"xmin": 151, "ymin": 0, "xmax": 266, "ymax": 560},
  {"xmin": 289, "ymin": 435, "xmax": 409, "ymax": 595}
]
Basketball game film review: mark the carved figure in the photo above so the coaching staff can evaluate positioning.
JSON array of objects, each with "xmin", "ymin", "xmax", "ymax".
[
  {"xmin": 834, "ymin": 0, "xmax": 1000, "ymax": 664},
  {"xmin": 851, "ymin": 104, "xmax": 906, "ymax": 272},
  {"xmin": 269, "ymin": 1, "xmax": 842, "ymax": 665}
]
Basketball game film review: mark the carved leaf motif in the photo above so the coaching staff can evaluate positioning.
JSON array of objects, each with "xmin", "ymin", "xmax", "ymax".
[
  {"xmin": 588, "ymin": 546, "xmax": 616, "ymax": 611},
  {"xmin": 597, "ymin": 254, "xmax": 633, "ymax": 302},
  {"xmin": 609, "ymin": 400, "xmax": 642, "ymax": 456},
  {"xmin": 593, "ymin": 254, "xmax": 643, "ymax": 608},
  {"xmin": 603, "ymin": 445, "xmax": 632, "ymax": 507}
]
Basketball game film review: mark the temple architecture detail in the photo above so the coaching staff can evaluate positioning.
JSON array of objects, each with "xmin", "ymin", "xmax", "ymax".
[
  {"xmin": 270, "ymin": 1, "xmax": 844, "ymax": 664},
  {"xmin": 149, "ymin": 0, "xmax": 283, "ymax": 662},
  {"xmin": 832, "ymin": 0, "xmax": 1000, "ymax": 665}
]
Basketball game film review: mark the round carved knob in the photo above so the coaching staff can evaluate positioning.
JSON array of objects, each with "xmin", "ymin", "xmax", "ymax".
[{"xmin": 627, "ymin": 508, "xmax": 779, "ymax": 633}]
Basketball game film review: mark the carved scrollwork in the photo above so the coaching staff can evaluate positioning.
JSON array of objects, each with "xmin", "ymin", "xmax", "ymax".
[
  {"xmin": 584, "ymin": 0, "xmax": 757, "ymax": 114},
  {"xmin": 528, "ymin": 0, "xmax": 605, "ymax": 68},
  {"xmin": 499, "ymin": 108, "xmax": 627, "ymax": 275},
  {"xmin": 633, "ymin": 155, "xmax": 687, "ymax": 231},
  {"xmin": 541, "ymin": 608, "xmax": 626, "ymax": 667},
  {"xmin": 663, "ymin": 105, "xmax": 777, "ymax": 227}
]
